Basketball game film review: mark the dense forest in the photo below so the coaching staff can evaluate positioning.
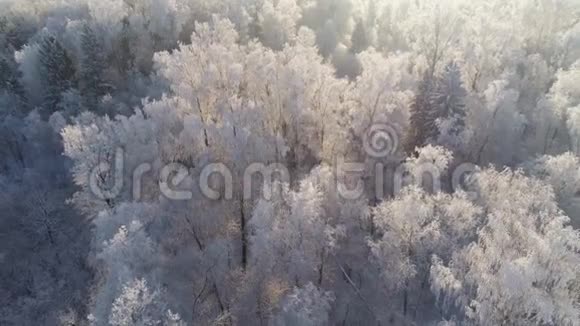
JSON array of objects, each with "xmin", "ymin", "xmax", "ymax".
[{"xmin": 1, "ymin": 0, "xmax": 580, "ymax": 325}]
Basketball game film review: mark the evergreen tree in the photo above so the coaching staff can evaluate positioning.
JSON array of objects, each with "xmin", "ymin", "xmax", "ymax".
[
  {"xmin": 351, "ymin": 19, "xmax": 369, "ymax": 53},
  {"xmin": 79, "ymin": 23, "xmax": 108, "ymax": 111},
  {"xmin": 0, "ymin": 55, "xmax": 25, "ymax": 101},
  {"xmin": 405, "ymin": 71, "xmax": 437, "ymax": 154},
  {"xmin": 405, "ymin": 63, "xmax": 467, "ymax": 154},
  {"xmin": 38, "ymin": 34, "xmax": 76, "ymax": 113},
  {"xmin": 430, "ymin": 62, "xmax": 467, "ymax": 138},
  {"xmin": 114, "ymin": 17, "xmax": 135, "ymax": 76}
]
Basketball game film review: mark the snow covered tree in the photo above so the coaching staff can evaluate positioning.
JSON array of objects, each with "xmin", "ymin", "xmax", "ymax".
[
  {"xmin": 250, "ymin": 168, "xmax": 345, "ymax": 288},
  {"xmin": 406, "ymin": 63, "xmax": 468, "ymax": 155},
  {"xmin": 350, "ymin": 20, "xmax": 369, "ymax": 54},
  {"xmin": 370, "ymin": 180, "xmax": 480, "ymax": 318},
  {"xmin": 526, "ymin": 153, "xmax": 580, "ymax": 227},
  {"xmin": 430, "ymin": 62, "xmax": 468, "ymax": 153},
  {"xmin": 257, "ymin": 0, "xmax": 302, "ymax": 51},
  {"xmin": 273, "ymin": 283, "xmax": 334, "ymax": 326},
  {"xmin": 38, "ymin": 34, "xmax": 77, "ymax": 114},
  {"xmin": 0, "ymin": 55, "xmax": 25, "ymax": 101},
  {"xmin": 467, "ymin": 79, "xmax": 526, "ymax": 165},
  {"xmin": 0, "ymin": 111, "xmax": 92, "ymax": 326},
  {"xmin": 405, "ymin": 71, "xmax": 437, "ymax": 154},
  {"xmin": 431, "ymin": 168, "xmax": 580, "ymax": 325},
  {"xmin": 108, "ymin": 278, "xmax": 172, "ymax": 326},
  {"xmin": 79, "ymin": 23, "xmax": 108, "ymax": 112},
  {"xmin": 548, "ymin": 61, "xmax": 580, "ymax": 154}
]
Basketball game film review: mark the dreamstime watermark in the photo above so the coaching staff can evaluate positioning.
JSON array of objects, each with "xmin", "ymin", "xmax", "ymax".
[
  {"xmin": 363, "ymin": 123, "xmax": 399, "ymax": 158},
  {"xmin": 88, "ymin": 123, "xmax": 479, "ymax": 202}
]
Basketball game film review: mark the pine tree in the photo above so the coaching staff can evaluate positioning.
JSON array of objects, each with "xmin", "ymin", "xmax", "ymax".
[
  {"xmin": 115, "ymin": 17, "xmax": 135, "ymax": 76},
  {"xmin": 430, "ymin": 62, "xmax": 467, "ymax": 137},
  {"xmin": 79, "ymin": 24, "xmax": 108, "ymax": 111},
  {"xmin": 0, "ymin": 55, "xmax": 25, "ymax": 101},
  {"xmin": 405, "ymin": 63, "xmax": 467, "ymax": 154},
  {"xmin": 247, "ymin": 2, "xmax": 263, "ymax": 41},
  {"xmin": 351, "ymin": 19, "xmax": 369, "ymax": 53},
  {"xmin": 405, "ymin": 71, "xmax": 437, "ymax": 154},
  {"xmin": 38, "ymin": 34, "xmax": 76, "ymax": 113}
]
